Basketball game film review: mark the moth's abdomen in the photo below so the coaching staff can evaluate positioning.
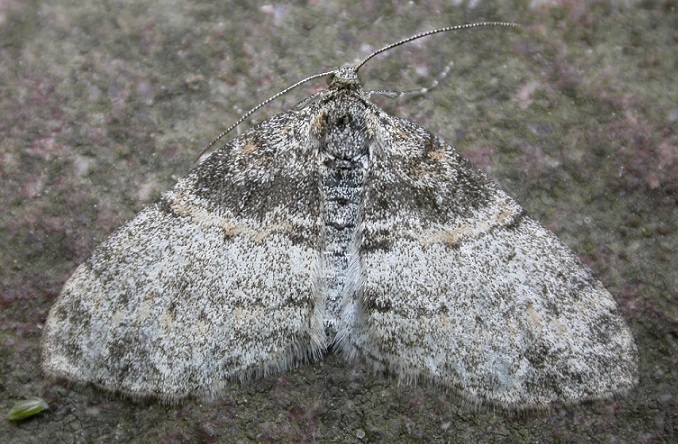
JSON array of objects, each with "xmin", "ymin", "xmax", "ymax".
[
  {"xmin": 312, "ymin": 94, "xmax": 374, "ymax": 335},
  {"xmin": 319, "ymin": 156, "xmax": 367, "ymax": 334}
]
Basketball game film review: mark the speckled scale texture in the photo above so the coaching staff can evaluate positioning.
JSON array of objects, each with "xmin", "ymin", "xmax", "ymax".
[{"xmin": 41, "ymin": 65, "xmax": 637, "ymax": 409}]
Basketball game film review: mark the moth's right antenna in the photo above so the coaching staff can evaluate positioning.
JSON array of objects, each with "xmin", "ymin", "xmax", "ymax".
[{"xmin": 356, "ymin": 22, "xmax": 520, "ymax": 72}]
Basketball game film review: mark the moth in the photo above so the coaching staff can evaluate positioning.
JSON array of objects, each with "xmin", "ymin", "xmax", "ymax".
[{"xmin": 42, "ymin": 23, "xmax": 637, "ymax": 409}]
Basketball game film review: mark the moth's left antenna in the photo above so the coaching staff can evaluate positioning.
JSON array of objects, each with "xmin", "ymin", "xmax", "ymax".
[{"xmin": 196, "ymin": 70, "xmax": 333, "ymax": 161}]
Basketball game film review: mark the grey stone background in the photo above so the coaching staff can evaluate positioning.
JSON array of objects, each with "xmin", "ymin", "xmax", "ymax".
[{"xmin": 1, "ymin": 0, "xmax": 675, "ymax": 442}]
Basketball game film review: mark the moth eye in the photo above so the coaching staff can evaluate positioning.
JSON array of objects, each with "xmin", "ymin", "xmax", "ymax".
[{"xmin": 326, "ymin": 73, "xmax": 335, "ymax": 85}]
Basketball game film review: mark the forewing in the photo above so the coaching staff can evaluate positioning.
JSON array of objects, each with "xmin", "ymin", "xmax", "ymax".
[
  {"xmin": 42, "ymin": 109, "xmax": 325, "ymax": 402},
  {"xmin": 350, "ymin": 115, "xmax": 637, "ymax": 408}
]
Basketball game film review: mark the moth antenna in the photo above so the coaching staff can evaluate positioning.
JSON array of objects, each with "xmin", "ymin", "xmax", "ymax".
[
  {"xmin": 198, "ymin": 22, "xmax": 520, "ymax": 161},
  {"xmin": 355, "ymin": 22, "xmax": 520, "ymax": 72},
  {"xmin": 197, "ymin": 70, "xmax": 334, "ymax": 160}
]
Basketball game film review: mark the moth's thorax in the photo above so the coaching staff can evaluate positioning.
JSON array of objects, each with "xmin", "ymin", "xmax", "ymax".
[{"xmin": 312, "ymin": 94, "xmax": 373, "ymax": 161}]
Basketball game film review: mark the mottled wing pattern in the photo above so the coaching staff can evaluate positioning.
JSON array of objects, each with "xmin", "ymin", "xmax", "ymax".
[
  {"xmin": 349, "ymin": 114, "xmax": 638, "ymax": 408},
  {"xmin": 41, "ymin": 109, "xmax": 326, "ymax": 401}
]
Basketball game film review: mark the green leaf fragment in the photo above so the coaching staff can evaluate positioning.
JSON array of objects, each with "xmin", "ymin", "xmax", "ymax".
[{"xmin": 7, "ymin": 397, "xmax": 49, "ymax": 421}]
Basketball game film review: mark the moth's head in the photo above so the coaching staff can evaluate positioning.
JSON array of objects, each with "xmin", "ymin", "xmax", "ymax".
[{"xmin": 326, "ymin": 65, "xmax": 361, "ymax": 91}]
